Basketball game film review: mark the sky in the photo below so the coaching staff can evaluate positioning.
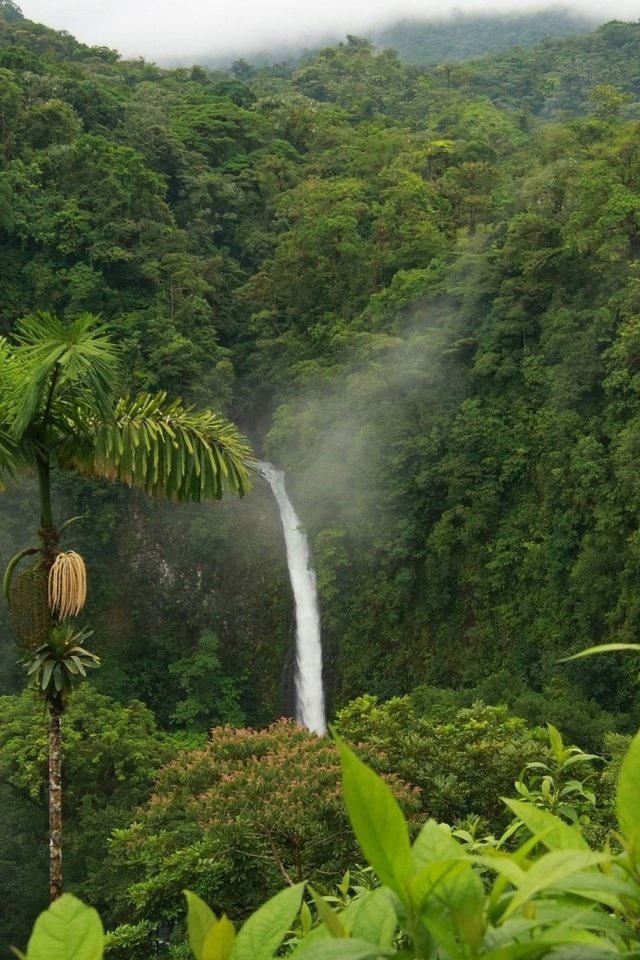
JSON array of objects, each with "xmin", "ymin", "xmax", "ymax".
[{"xmin": 14, "ymin": 0, "xmax": 637, "ymax": 63}]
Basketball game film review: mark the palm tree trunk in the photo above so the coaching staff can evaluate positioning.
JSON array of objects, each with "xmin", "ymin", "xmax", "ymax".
[
  {"xmin": 49, "ymin": 698, "xmax": 63, "ymax": 901},
  {"xmin": 36, "ymin": 452, "xmax": 54, "ymax": 532},
  {"xmin": 38, "ymin": 440, "xmax": 64, "ymax": 901}
]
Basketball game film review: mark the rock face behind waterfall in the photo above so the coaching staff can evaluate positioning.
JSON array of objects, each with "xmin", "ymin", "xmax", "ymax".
[{"xmin": 259, "ymin": 462, "xmax": 327, "ymax": 735}]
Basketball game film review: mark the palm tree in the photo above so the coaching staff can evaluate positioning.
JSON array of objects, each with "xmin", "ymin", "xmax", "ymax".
[{"xmin": 0, "ymin": 311, "xmax": 253, "ymax": 901}]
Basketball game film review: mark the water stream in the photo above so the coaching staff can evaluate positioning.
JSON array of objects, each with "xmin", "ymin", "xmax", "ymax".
[{"xmin": 258, "ymin": 462, "xmax": 327, "ymax": 735}]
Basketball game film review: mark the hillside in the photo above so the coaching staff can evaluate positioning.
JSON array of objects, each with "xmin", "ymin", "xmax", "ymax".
[
  {"xmin": 2, "ymin": 3, "xmax": 640, "ymax": 728},
  {"xmin": 194, "ymin": 6, "xmax": 599, "ymax": 70},
  {"xmin": 371, "ymin": 6, "xmax": 598, "ymax": 65}
]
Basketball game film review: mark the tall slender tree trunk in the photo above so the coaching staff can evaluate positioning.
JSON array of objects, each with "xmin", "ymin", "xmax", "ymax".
[
  {"xmin": 38, "ymin": 449, "xmax": 64, "ymax": 901},
  {"xmin": 49, "ymin": 698, "xmax": 63, "ymax": 901},
  {"xmin": 36, "ymin": 452, "xmax": 57, "ymax": 563}
]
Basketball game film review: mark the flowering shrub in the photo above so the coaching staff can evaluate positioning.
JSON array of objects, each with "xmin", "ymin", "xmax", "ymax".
[{"xmin": 103, "ymin": 719, "xmax": 419, "ymax": 955}]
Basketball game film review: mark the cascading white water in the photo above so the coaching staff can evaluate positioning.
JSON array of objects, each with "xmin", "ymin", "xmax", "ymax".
[{"xmin": 258, "ymin": 462, "xmax": 327, "ymax": 735}]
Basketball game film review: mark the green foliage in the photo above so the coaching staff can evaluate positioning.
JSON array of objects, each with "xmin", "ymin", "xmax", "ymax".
[
  {"xmin": 22, "ymin": 893, "xmax": 104, "ymax": 960},
  {"xmin": 9, "ymin": 14, "xmax": 640, "ymax": 960},
  {"xmin": 616, "ymin": 727, "xmax": 640, "ymax": 856},
  {"xmin": 102, "ymin": 720, "xmax": 419, "ymax": 955},
  {"xmin": 334, "ymin": 695, "xmax": 547, "ymax": 826},
  {"xmin": 0, "ymin": 687, "xmax": 176, "ymax": 942},
  {"xmin": 335, "ymin": 736, "xmax": 412, "ymax": 898},
  {"xmin": 512, "ymin": 723, "xmax": 600, "ymax": 825},
  {"xmin": 8, "ymin": 15, "xmax": 640, "ymax": 923},
  {"xmin": 14, "ymin": 726, "xmax": 640, "ymax": 959},
  {"xmin": 25, "ymin": 623, "xmax": 100, "ymax": 705},
  {"xmin": 169, "ymin": 631, "xmax": 244, "ymax": 730},
  {"xmin": 372, "ymin": 9, "xmax": 597, "ymax": 66},
  {"xmin": 0, "ymin": 313, "xmax": 252, "ymax": 503}
]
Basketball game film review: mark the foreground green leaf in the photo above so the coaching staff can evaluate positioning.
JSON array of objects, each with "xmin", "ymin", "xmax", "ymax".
[
  {"xmin": 185, "ymin": 890, "xmax": 218, "ymax": 960},
  {"xmin": 502, "ymin": 799, "xmax": 589, "ymax": 851},
  {"xmin": 335, "ymin": 736, "xmax": 412, "ymax": 901},
  {"xmin": 295, "ymin": 940, "xmax": 393, "ymax": 960},
  {"xmin": 616, "ymin": 728, "xmax": 640, "ymax": 855},
  {"xmin": 203, "ymin": 916, "xmax": 235, "ymax": 960},
  {"xmin": 560, "ymin": 643, "xmax": 640, "ymax": 661},
  {"xmin": 348, "ymin": 889, "xmax": 397, "ymax": 947},
  {"xmin": 26, "ymin": 894, "xmax": 103, "ymax": 960},
  {"xmin": 501, "ymin": 850, "xmax": 611, "ymax": 919},
  {"xmin": 231, "ymin": 882, "xmax": 305, "ymax": 960}
]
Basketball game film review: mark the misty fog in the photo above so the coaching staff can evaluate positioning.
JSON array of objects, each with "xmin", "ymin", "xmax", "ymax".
[{"xmin": 15, "ymin": 0, "xmax": 625, "ymax": 62}]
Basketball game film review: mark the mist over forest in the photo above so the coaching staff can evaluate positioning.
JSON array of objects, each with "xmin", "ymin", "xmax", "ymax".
[{"xmin": 4, "ymin": 0, "xmax": 640, "ymax": 955}]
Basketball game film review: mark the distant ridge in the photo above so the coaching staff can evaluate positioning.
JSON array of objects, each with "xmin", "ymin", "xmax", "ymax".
[
  {"xmin": 191, "ymin": 5, "xmax": 600, "ymax": 70},
  {"xmin": 370, "ymin": 6, "xmax": 598, "ymax": 65}
]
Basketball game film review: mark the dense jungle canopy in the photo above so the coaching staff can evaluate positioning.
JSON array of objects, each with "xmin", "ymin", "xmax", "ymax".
[
  {"xmin": 3, "ymin": 1, "xmax": 640, "ymax": 730},
  {"xmin": 4, "ymin": 3, "xmax": 640, "ymax": 949}
]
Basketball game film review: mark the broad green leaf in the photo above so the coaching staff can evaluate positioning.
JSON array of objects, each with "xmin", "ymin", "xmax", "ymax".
[
  {"xmin": 310, "ymin": 889, "xmax": 349, "ymax": 938},
  {"xmin": 557, "ymin": 869, "xmax": 636, "ymax": 912},
  {"xmin": 443, "ymin": 866, "xmax": 485, "ymax": 952},
  {"xmin": 502, "ymin": 799, "xmax": 589, "ymax": 851},
  {"xmin": 546, "ymin": 723, "xmax": 564, "ymax": 761},
  {"xmin": 412, "ymin": 820, "xmax": 462, "ymax": 873},
  {"xmin": 560, "ymin": 752, "xmax": 601, "ymax": 768},
  {"xmin": 231, "ymin": 882, "xmax": 304, "ymax": 960},
  {"xmin": 27, "ymin": 894, "xmax": 103, "ymax": 960},
  {"xmin": 473, "ymin": 852, "xmax": 526, "ymax": 887},
  {"xmin": 411, "ymin": 859, "xmax": 463, "ymax": 910},
  {"xmin": 416, "ymin": 908, "xmax": 463, "ymax": 960},
  {"xmin": 483, "ymin": 911, "xmax": 622, "ymax": 957},
  {"xmin": 294, "ymin": 939, "xmax": 392, "ymax": 959},
  {"xmin": 335, "ymin": 736, "xmax": 412, "ymax": 900},
  {"xmin": 184, "ymin": 890, "xmax": 217, "ymax": 960},
  {"xmin": 202, "ymin": 915, "xmax": 235, "ymax": 960},
  {"xmin": 41, "ymin": 658, "xmax": 55, "ymax": 692},
  {"xmin": 616, "ymin": 727, "xmax": 640, "ymax": 855},
  {"xmin": 349, "ymin": 890, "xmax": 397, "ymax": 947},
  {"xmin": 482, "ymin": 939, "xmax": 616, "ymax": 960},
  {"xmin": 412, "ymin": 859, "xmax": 485, "ymax": 953},
  {"xmin": 338, "ymin": 871, "xmax": 350, "ymax": 896},
  {"xmin": 523, "ymin": 950, "xmax": 617, "ymax": 960},
  {"xmin": 501, "ymin": 850, "xmax": 610, "ymax": 919},
  {"xmin": 300, "ymin": 900, "xmax": 313, "ymax": 936}
]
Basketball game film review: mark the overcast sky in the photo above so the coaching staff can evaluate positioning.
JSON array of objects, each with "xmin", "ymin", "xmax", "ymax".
[{"xmin": 14, "ymin": 1, "xmax": 636, "ymax": 62}]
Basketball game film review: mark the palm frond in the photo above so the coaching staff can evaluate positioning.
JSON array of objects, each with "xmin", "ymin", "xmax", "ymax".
[
  {"xmin": 0, "ymin": 334, "xmax": 16, "ymax": 387},
  {"xmin": 25, "ymin": 624, "xmax": 100, "ymax": 705},
  {"xmin": 6, "ymin": 312, "xmax": 120, "ymax": 440},
  {"xmin": 66, "ymin": 391, "xmax": 254, "ymax": 501},
  {"xmin": 0, "ymin": 340, "xmax": 22, "ymax": 485},
  {"xmin": 0, "ymin": 427, "xmax": 19, "ymax": 490}
]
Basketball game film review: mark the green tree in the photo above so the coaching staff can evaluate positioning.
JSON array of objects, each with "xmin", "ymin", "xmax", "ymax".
[
  {"xmin": 21, "ymin": 99, "xmax": 81, "ymax": 150},
  {"xmin": 104, "ymin": 719, "xmax": 419, "ymax": 954},
  {"xmin": 334, "ymin": 695, "xmax": 548, "ymax": 826},
  {"xmin": 0, "ymin": 311, "xmax": 252, "ymax": 902},
  {"xmin": 0, "ymin": 686, "xmax": 176, "ymax": 944}
]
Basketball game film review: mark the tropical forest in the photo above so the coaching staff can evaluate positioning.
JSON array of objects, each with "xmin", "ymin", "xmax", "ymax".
[{"xmin": 4, "ymin": 1, "xmax": 640, "ymax": 956}]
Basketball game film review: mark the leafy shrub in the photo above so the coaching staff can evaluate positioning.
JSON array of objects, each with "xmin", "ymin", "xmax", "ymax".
[
  {"xmin": 334, "ymin": 694, "xmax": 548, "ymax": 825},
  {"xmin": 102, "ymin": 719, "xmax": 419, "ymax": 956}
]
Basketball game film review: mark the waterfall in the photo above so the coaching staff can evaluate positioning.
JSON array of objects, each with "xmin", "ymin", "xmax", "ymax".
[{"xmin": 258, "ymin": 462, "xmax": 327, "ymax": 735}]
